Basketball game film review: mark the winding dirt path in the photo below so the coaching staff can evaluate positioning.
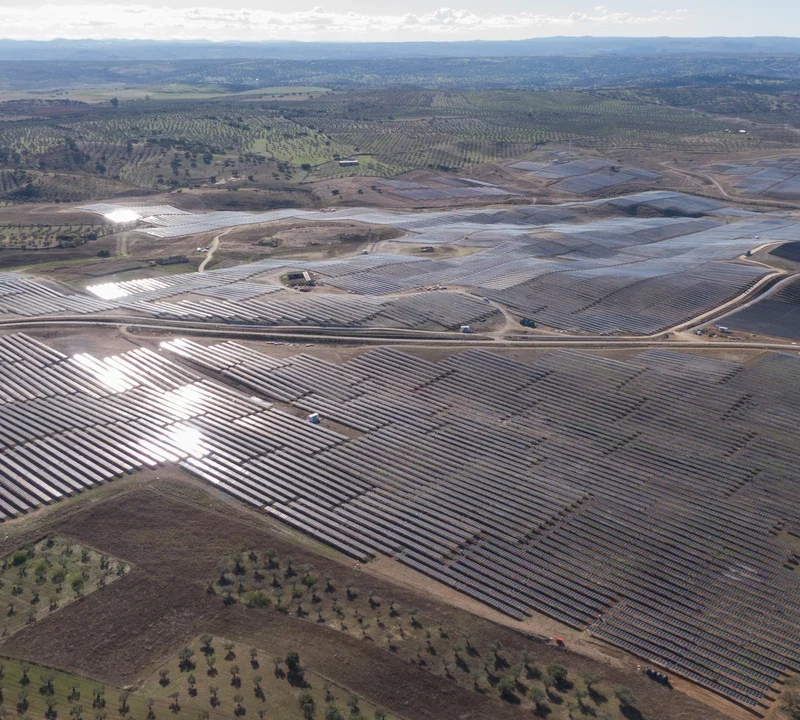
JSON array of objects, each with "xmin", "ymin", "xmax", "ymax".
[{"xmin": 198, "ymin": 227, "xmax": 231, "ymax": 273}]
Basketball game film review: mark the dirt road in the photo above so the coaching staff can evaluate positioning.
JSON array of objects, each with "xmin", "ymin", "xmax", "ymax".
[{"xmin": 198, "ymin": 227, "xmax": 230, "ymax": 272}]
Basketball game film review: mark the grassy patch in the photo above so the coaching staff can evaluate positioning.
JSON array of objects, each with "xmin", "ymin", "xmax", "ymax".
[
  {"xmin": 0, "ymin": 639, "xmax": 397, "ymax": 720},
  {"xmin": 140, "ymin": 637, "xmax": 397, "ymax": 720}
]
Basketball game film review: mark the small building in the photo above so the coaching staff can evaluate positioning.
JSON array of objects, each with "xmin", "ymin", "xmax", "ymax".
[
  {"xmin": 286, "ymin": 271, "xmax": 314, "ymax": 286},
  {"xmin": 339, "ymin": 159, "xmax": 359, "ymax": 167}
]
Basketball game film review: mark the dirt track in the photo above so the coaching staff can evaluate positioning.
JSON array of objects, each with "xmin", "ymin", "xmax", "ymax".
[{"xmin": 199, "ymin": 227, "xmax": 231, "ymax": 272}]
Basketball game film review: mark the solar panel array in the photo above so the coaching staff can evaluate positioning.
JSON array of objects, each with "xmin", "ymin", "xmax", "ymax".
[
  {"xmin": 770, "ymin": 241, "xmax": 800, "ymax": 264},
  {"xmin": 0, "ymin": 274, "xmax": 116, "ymax": 317},
  {"xmin": 79, "ymin": 191, "xmax": 722, "ymax": 241},
  {"xmin": 159, "ymin": 339, "xmax": 800, "ymax": 711},
  {"xmin": 4, "ymin": 330, "xmax": 800, "ymax": 709},
  {"xmin": 22, "ymin": 193, "xmax": 781, "ymax": 335},
  {"xmin": 509, "ymin": 158, "xmax": 663, "ymax": 195},
  {"xmin": 724, "ymin": 275, "xmax": 800, "ymax": 340},
  {"xmin": 709, "ymin": 157, "xmax": 800, "ymax": 199},
  {"xmin": 0, "ymin": 332, "xmax": 349, "ymax": 520}
]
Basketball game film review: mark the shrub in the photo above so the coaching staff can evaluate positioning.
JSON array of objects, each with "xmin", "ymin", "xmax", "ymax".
[
  {"xmin": 325, "ymin": 706, "xmax": 345, "ymax": 720},
  {"xmin": 614, "ymin": 684, "xmax": 636, "ymax": 707},
  {"xmin": 497, "ymin": 676, "xmax": 517, "ymax": 702},
  {"xmin": 245, "ymin": 591, "xmax": 272, "ymax": 609}
]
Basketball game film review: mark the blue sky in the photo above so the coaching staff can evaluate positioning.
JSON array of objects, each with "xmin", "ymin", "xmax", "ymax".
[{"xmin": 1, "ymin": 1, "xmax": 797, "ymax": 41}]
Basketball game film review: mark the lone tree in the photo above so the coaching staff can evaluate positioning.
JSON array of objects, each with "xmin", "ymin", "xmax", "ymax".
[
  {"xmin": 530, "ymin": 687, "xmax": 550, "ymax": 715},
  {"xmin": 286, "ymin": 651, "xmax": 301, "ymax": 673},
  {"xmin": 200, "ymin": 634, "xmax": 214, "ymax": 655},
  {"xmin": 40, "ymin": 672, "xmax": 55, "ymax": 696},
  {"xmin": 286, "ymin": 651, "xmax": 305, "ymax": 685},
  {"xmin": 325, "ymin": 705, "xmax": 345, "ymax": 720},
  {"xmin": 546, "ymin": 663, "xmax": 568, "ymax": 688},
  {"xmin": 583, "ymin": 673, "xmax": 600, "ymax": 691},
  {"xmin": 179, "ymin": 646, "xmax": 195, "ymax": 671},
  {"xmin": 284, "ymin": 556, "xmax": 295, "ymax": 577},
  {"xmin": 497, "ymin": 676, "xmax": 518, "ymax": 702},
  {"xmin": 298, "ymin": 690, "xmax": 315, "ymax": 718},
  {"xmin": 168, "ymin": 691, "xmax": 180, "ymax": 712},
  {"xmin": 614, "ymin": 685, "xmax": 636, "ymax": 708},
  {"xmin": 233, "ymin": 693, "xmax": 245, "ymax": 715}
]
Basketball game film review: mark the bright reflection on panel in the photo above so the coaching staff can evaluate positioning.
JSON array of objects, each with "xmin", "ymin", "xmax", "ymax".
[
  {"xmin": 161, "ymin": 384, "xmax": 204, "ymax": 420},
  {"xmin": 104, "ymin": 209, "xmax": 140, "ymax": 224},
  {"xmin": 166, "ymin": 425, "xmax": 207, "ymax": 459},
  {"xmin": 86, "ymin": 283, "xmax": 129, "ymax": 300},
  {"xmin": 71, "ymin": 353, "xmax": 136, "ymax": 392}
]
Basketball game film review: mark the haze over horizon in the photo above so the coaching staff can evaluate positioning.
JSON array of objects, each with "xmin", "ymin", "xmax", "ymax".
[{"xmin": 2, "ymin": 1, "xmax": 799, "ymax": 43}]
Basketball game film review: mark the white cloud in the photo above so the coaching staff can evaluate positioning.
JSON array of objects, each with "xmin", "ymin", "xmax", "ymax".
[{"xmin": 1, "ymin": 4, "xmax": 690, "ymax": 41}]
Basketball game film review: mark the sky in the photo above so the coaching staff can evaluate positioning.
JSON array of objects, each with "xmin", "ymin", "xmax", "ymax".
[{"xmin": 1, "ymin": 1, "xmax": 797, "ymax": 42}]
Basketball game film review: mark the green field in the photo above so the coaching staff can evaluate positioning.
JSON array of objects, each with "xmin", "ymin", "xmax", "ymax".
[{"xmin": 140, "ymin": 637, "xmax": 397, "ymax": 720}]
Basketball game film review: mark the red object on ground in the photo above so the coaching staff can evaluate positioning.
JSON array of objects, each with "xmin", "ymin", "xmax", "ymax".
[{"xmin": 556, "ymin": 637, "xmax": 564, "ymax": 646}]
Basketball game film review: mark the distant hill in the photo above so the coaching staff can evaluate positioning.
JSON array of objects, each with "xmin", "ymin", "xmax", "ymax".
[{"xmin": 1, "ymin": 37, "xmax": 800, "ymax": 62}]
